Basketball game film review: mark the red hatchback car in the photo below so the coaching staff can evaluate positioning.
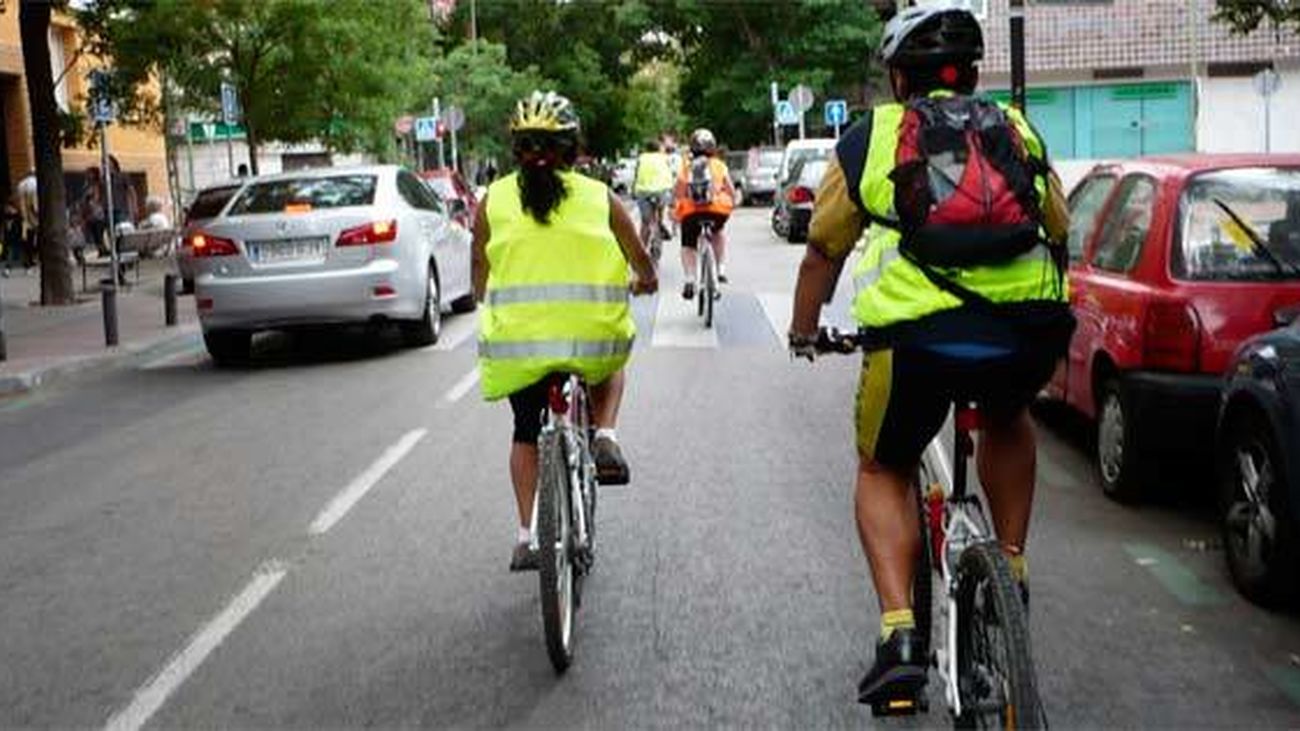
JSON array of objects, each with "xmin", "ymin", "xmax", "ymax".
[
  {"xmin": 419, "ymin": 168, "xmax": 478, "ymax": 231},
  {"xmin": 1046, "ymin": 154, "xmax": 1300, "ymax": 500}
]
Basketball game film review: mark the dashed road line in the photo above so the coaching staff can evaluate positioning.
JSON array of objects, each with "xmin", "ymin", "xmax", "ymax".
[
  {"xmin": 650, "ymin": 287, "xmax": 718, "ymax": 349},
  {"xmin": 309, "ymin": 428, "xmax": 428, "ymax": 535},
  {"xmin": 103, "ymin": 561, "xmax": 289, "ymax": 731},
  {"xmin": 440, "ymin": 367, "xmax": 480, "ymax": 406}
]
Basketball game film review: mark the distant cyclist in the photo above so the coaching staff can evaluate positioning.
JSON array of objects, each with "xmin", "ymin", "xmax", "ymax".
[
  {"xmin": 673, "ymin": 128, "xmax": 736, "ymax": 300},
  {"xmin": 473, "ymin": 91, "xmax": 658, "ymax": 571},
  {"xmin": 787, "ymin": 6, "xmax": 1074, "ymax": 706},
  {"xmin": 633, "ymin": 140, "xmax": 675, "ymax": 250}
]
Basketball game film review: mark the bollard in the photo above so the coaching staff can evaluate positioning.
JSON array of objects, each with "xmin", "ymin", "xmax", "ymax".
[
  {"xmin": 101, "ymin": 278, "xmax": 119, "ymax": 347},
  {"xmin": 164, "ymin": 273, "xmax": 178, "ymax": 327}
]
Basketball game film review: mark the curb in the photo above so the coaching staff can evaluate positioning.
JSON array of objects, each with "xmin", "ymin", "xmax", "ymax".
[{"xmin": 0, "ymin": 322, "xmax": 201, "ymax": 398}]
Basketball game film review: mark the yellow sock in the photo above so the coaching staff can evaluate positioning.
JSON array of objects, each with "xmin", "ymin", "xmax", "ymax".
[
  {"xmin": 880, "ymin": 609, "xmax": 915, "ymax": 640},
  {"xmin": 1008, "ymin": 554, "xmax": 1029, "ymax": 584}
]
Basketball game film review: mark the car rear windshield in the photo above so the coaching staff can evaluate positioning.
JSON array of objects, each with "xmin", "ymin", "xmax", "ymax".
[
  {"xmin": 186, "ymin": 186, "xmax": 240, "ymax": 222},
  {"xmin": 798, "ymin": 160, "xmax": 829, "ymax": 186},
  {"xmin": 1175, "ymin": 168, "xmax": 1300, "ymax": 281},
  {"xmin": 425, "ymin": 177, "xmax": 455, "ymax": 198},
  {"xmin": 227, "ymin": 175, "xmax": 378, "ymax": 215}
]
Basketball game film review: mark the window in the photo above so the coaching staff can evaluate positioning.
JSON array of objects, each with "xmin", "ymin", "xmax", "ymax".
[
  {"xmin": 1066, "ymin": 175, "xmax": 1117, "ymax": 263},
  {"xmin": 397, "ymin": 171, "xmax": 443, "ymax": 213},
  {"xmin": 1174, "ymin": 168, "xmax": 1300, "ymax": 281},
  {"xmin": 1091, "ymin": 175, "xmax": 1156, "ymax": 273},
  {"xmin": 185, "ymin": 185, "xmax": 241, "ymax": 224},
  {"xmin": 228, "ymin": 175, "xmax": 377, "ymax": 214}
]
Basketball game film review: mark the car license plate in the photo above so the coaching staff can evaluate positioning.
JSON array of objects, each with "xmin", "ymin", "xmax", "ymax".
[{"xmin": 249, "ymin": 237, "xmax": 329, "ymax": 263}]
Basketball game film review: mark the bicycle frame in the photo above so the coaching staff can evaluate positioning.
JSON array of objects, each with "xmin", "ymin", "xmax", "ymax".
[{"xmin": 529, "ymin": 374, "xmax": 596, "ymax": 568}]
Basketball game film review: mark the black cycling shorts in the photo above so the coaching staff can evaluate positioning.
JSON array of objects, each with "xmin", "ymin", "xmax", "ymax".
[
  {"xmin": 855, "ymin": 304, "xmax": 1075, "ymax": 469},
  {"xmin": 508, "ymin": 380, "xmax": 550, "ymax": 445},
  {"xmin": 681, "ymin": 212, "xmax": 728, "ymax": 250}
]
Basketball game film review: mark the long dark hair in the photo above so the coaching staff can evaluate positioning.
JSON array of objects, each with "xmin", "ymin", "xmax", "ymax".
[{"xmin": 514, "ymin": 131, "xmax": 579, "ymax": 225}]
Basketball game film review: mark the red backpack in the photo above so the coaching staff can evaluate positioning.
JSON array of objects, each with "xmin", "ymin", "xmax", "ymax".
[{"xmin": 888, "ymin": 95, "xmax": 1058, "ymax": 291}]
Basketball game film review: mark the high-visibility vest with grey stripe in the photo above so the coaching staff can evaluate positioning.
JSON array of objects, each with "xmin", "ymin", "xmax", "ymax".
[
  {"xmin": 850, "ymin": 93, "xmax": 1066, "ymax": 331},
  {"xmin": 478, "ymin": 171, "xmax": 634, "ymax": 401}
]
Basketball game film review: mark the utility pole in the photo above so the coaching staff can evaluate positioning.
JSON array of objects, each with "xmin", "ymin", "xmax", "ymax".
[{"xmin": 1009, "ymin": 0, "xmax": 1027, "ymax": 112}]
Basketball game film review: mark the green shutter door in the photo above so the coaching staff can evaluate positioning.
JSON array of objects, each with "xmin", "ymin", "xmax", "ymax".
[{"xmin": 1088, "ymin": 82, "xmax": 1193, "ymax": 157}]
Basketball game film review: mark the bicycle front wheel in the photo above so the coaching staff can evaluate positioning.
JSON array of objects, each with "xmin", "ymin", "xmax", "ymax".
[
  {"xmin": 537, "ymin": 429, "xmax": 577, "ymax": 673},
  {"xmin": 954, "ymin": 542, "xmax": 1043, "ymax": 729}
]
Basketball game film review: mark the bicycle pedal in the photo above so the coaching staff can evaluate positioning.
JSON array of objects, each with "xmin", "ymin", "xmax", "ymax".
[{"xmin": 869, "ymin": 694, "xmax": 927, "ymax": 717}]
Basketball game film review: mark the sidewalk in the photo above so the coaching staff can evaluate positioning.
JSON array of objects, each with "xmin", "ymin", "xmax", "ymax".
[{"xmin": 0, "ymin": 258, "xmax": 199, "ymax": 396}]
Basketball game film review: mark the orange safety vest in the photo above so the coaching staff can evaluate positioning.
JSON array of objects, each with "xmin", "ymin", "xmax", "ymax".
[{"xmin": 674, "ymin": 156, "xmax": 734, "ymax": 220}]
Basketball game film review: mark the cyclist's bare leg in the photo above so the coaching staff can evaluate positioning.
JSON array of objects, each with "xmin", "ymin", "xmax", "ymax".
[
  {"xmin": 712, "ymin": 226, "xmax": 728, "ymax": 274},
  {"xmin": 638, "ymin": 200, "xmax": 653, "ymax": 245},
  {"xmin": 976, "ymin": 408, "xmax": 1036, "ymax": 552},
  {"xmin": 510, "ymin": 443, "xmax": 539, "ymax": 528},
  {"xmin": 590, "ymin": 368, "xmax": 625, "ymax": 430},
  {"xmin": 855, "ymin": 456, "xmax": 922, "ymax": 612},
  {"xmin": 681, "ymin": 245, "xmax": 698, "ymax": 283}
]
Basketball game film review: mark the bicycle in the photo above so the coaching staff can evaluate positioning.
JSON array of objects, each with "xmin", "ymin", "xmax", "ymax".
[
  {"xmin": 531, "ymin": 372, "xmax": 599, "ymax": 674},
  {"xmin": 696, "ymin": 220, "xmax": 720, "ymax": 328},
  {"xmin": 814, "ymin": 328, "xmax": 1046, "ymax": 729}
]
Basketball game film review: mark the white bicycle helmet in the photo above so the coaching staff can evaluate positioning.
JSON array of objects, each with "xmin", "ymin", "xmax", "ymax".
[
  {"xmin": 879, "ymin": 3, "xmax": 984, "ymax": 67},
  {"xmin": 689, "ymin": 128, "xmax": 717, "ymax": 156}
]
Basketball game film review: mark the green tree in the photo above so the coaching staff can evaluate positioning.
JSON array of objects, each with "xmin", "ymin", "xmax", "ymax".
[
  {"xmin": 429, "ymin": 41, "xmax": 550, "ymax": 165},
  {"xmin": 1213, "ymin": 0, "xmax": 1300, "ymax": 34},
  {"xmin": 78, "ymin": 0, "xmax": 435, "ymax": 172},
  {"xmin": 623, "ymin": 60, "xmax": 686, "ymax": 147}
]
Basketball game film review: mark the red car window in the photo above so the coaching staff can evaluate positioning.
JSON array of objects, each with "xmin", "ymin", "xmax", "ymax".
[
  {"xmin": 1067, "ymin": 175, "xmax": 1117, "ymax": 264},
  {"xmin": 1174, "ymin": 167, "xmax": 1300, "ymax": 281},
  {"xmin": 1092, "ymin": 175, "xmax": 1157, "ymax": 274}
]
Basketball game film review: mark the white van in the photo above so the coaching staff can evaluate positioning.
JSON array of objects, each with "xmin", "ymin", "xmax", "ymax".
[{"xmin": 777, "ymin": 138, "xmax": 837, "ymax": 187}]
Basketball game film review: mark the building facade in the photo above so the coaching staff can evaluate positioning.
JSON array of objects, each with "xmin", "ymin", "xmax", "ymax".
[
  {"xmin": 0, "ymin": 6, "xmax": 169, "ymax": 219},
  {"xmin": 901, "ymin": 0, "xmax": 1300, "ymax": 164}
]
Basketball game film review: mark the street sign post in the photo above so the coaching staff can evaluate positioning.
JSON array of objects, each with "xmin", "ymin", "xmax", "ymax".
[
  {"xmin": 89, "ymin": 68, "xmax": 120, "ymax": 338},
  {"xmin": 447, "ymin": 106, "xmax": 465, "ymax": 172},
  {"xmin": 1009, "ymin": 0, "xmax": 1026, "ymax": 112},
  {"xmin": 770, "ymin": 80, "xmax": 781, "ymax": 146},
  {"xmin": 414, "ymin": 116, "xmax": 439, "ymax": 142},
  {"xmin": 220, "ymin": 81, "xmax": 240, "ymax": 176},
  {"xmin": 1255, "ymin": 68, "xmax": 1282, "ymax": 153},
  {"xmin": 775, "ymin": 100, "xmax": 798, "ymax": 126},
  {"xmin": 791, "ymin": 84, "xmax": 814, "ymax": 140},
  {"xmin": 824, "ymin": 99, "xmax": 848, "ymax": 138}
]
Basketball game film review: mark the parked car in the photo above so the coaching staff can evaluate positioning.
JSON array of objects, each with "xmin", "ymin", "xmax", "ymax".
[
  {"xmin": 611, "ymin": 157, "xmax": 637, "ymax": 195},
  {"xmin": 1044, "ymin": 154, "xmax": 1300, "ymax": 501},
  {"xmin": 190, "ymin": 165, "xmax": 475, "ymax": 364},
  {"xmin": 724, "ymin": 150, "xmax": 748, "ymax": 206},
  {"xmin": 1217, "ymin": 318, "xmax": 1300, "ymax": 607},
  {"xmin": 771, "ymin": 139, "xmax": 835, "ymax": 236},
  {"xmin": 419, "ymin": 168, "xmax": 478, "ymax": 231},
  {"xmin": 744, "ymin": 146, "xmax": 783, "ymax": 206},
  {"xmin": 176, "ymin": 181, "xmax": 246, "ymax": 293},
  {"xmin": 772, "ymin": 157, "xmax": 829, "ymax": 243}
]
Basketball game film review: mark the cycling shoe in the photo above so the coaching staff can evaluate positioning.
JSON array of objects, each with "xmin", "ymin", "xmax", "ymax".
[{"xmin": 858, "ymin": 627, "xmax": 929, "ymax": 715}]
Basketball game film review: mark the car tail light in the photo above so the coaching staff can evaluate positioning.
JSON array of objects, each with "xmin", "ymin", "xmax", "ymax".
[
  {"xmin": 336, "ymin": 220, "xmax": 398, "ymax": 247},
  {"xmin": 787, "ymin": 186, "xmax": 814, "ymax": 204},
  {"xmin": 1143, "ymin": 300, "xmax": 1201, "ymax": 372},
  {"xmin": 372, "ymin": 284, "xmax": 397, "ymax": 298},
  {"xmin": 189, "ymin": 232, "xmax": 238, "ymax": 257}
]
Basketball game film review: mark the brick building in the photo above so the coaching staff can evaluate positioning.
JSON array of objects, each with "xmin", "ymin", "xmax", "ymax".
[
  {"xmin": 909, "ymin": 0, "xmax": 1300, "ymax": 160},
  {"xmin": 0, "ymin": 6, "xmax": 169, "ymax": 218}
]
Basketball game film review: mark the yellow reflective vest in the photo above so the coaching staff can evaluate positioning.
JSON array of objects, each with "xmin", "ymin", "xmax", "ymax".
[
  {"xmin": 479, "ymin": 171, "xmax": 635, "ymax": 401},
  {"xmin": 851, "ymin": 94, "xmax": 1066, "ymax": 330},
  {"xmin": 633, "ymin": 151, "xmax": 674, "ymax": 194}
]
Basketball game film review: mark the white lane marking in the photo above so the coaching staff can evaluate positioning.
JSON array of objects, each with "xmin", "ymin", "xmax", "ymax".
[
  {"xmin": 440, "ymin": 367, "xmax": 480, "ymax": 405},
  {"xmin": 140, "ymin": 350, "xmax": 206, "ymax": 371},
  {"xmin": 103, "ymin": 561, "xmax": 288, "ymax": 731},
  {"xmin": 425, "ymin": 312, "xmax": 478, "ymax": 352},
  {"xmin": 649, "ymin": 288, "xmax": 718, "ymax": 349},
  {"xmin": 755, "ymin": 292, "xmax": 794, "ymax": 345},
  {"xmin": 308, "ymin": 428, "xmax": 428, "ymax": 535}
]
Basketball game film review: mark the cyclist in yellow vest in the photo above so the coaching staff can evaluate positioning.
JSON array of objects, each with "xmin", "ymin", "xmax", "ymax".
[
  {"xmin": 473, "ymin": 91, "xmax": 658, "ymax": 572},
  {"xmin": 632, "ymin": 139, "xmax": 675, "ymax": 249},
  {"xmin": 788, "ymin": 7, "xmax": 1074, "ymax": 705}
]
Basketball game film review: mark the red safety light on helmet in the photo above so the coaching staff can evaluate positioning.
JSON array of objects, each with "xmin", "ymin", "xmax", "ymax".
[
  {"xmin": 336, "ymin": 220, "xmax": 398, "ymax": 247},
  {"xmin": 189, "ymin": 232, "xmax": 239, "ymax": 257}
]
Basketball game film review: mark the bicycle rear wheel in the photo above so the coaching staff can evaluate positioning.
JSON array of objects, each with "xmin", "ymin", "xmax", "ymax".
[
  {"xmin": 954, "ymin": 542, "xmax": 1043, "ymax": 729},
  {"xmin": 701, "ymin": 247, "xmax": 715, "ymax": 328},
  {"xmin": 912, "ymin": 482, "xmax": 934, "ymax": 665},
  {"xmin": 537, "ymin": 429, "xmax": 577, "ymax": 673}
]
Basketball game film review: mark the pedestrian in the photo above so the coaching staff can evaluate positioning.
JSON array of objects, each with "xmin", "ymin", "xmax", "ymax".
[
  {"xmin": 1, "ymin": 202, "xmax": 22, "ymax": 277},
  {"xmin": 140, "ymin": 196, "xmax": 171, "ymax": 230},
  {"xmin": 80, "ymin": 167, "xmax": 108, "ymax": 256},
  {"xmin": 15, "ymin": 169, "xmax": 37, "ymax": 271},
  {"xmin": 108, "ymin": 156, "xmax": 138, "ymax": 228}
]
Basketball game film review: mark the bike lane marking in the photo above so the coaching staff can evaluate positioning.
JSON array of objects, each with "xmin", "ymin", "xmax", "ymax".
[
  {"xmin": 650, "ymin": 287, "xmax": 718, "ymax": 349},
  {"xmin": 102, "ymin": 561, "xmax": 289, "ymax": 731},
  {"xmin": 1123, "ymin": 543, "xmax": 1229, "ymax": 607},
  {"xmin": 309, "ymin": 428, "xmax": 428, "ymax": 535},
  {"xmin": 439, "ymin": 367, "xmax": 480, "ymax": 406}
]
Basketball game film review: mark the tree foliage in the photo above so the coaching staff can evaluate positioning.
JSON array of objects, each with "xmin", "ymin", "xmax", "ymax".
[
  {"xmin": 1213, "ymin": 0, "xmax": 1300, "ymax": 34},
  {"xmin": 428, "ymin": 41, "xmax": 549, "ymax": 164}
]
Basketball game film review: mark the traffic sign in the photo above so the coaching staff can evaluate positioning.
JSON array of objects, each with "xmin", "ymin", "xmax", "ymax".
[
  {"xmin": 824, "ymin": 99, "xmax": 848, "ymax": 128},
  {"xmin": 220, "ymin": 82, "xmax": 240, "ymax": 124},
  {"xmin": 394, "ymin": 115, "xmax": 414, "ymax": 135},
  {"xmin": 446, "ymin": 106, "xmax": 465, "ymax": 132},
  {"xmin": 414, "ymin": 115, "xmax": 439, "ymax": 142},
  {"xmin": 791, "ymin": 84, "xmax": 815, "ymax": 113},
  {"xmin": 1254, "ymin": 68, "xmax": 1281, "ymax": 98},
  {"xmin": 775, "ymin": 100, "xmax": 798, "ymax": 126},
  {"xmin": 91, "ymin": 96, "xmax": 115, "ymax": 125}
]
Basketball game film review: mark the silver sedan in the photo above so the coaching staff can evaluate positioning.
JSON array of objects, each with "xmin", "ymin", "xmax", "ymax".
[{"xmin": 191, "ymin": 165, "xmax": 475, "ymax": 364}]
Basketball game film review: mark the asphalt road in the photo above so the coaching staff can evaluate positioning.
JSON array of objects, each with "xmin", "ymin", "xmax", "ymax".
[{"xmin": 1, "ymin": 207, "xmax": 1298, "ymax": 728}]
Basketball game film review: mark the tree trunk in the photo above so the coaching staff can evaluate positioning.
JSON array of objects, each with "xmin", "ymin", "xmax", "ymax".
[{"xmin": 19, "ymin": 0, "xmax": 74, "ymax": 305}]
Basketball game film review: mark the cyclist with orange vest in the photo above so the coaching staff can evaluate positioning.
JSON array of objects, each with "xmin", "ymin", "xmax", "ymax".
[{"xmin": 673, "ymin": 128, "xmax": 736, "ymax": 300}]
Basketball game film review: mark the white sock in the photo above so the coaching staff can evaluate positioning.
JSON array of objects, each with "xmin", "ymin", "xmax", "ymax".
[
  {"xmin": 517, "ymin": 525, "xmax": 531, "ymax": 545},
  {"xmin": 595, "ymin": 428, "xmax": 617, "ymax": 442}
]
